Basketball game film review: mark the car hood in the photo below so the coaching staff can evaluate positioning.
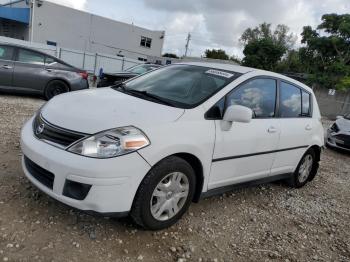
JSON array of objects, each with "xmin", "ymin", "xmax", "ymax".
[
  {"xmin": 41, "ymin": 88, "xmax": 185, "ymax": 134},
  {"xmin": 336, "ymin": 118, "xmax": 350, "ymax": 132}
]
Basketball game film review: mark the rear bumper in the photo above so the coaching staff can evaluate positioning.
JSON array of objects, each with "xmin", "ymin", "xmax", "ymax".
[{"xmin": 71, "ymin": 79, "xmax": 89, "ymax": 91}]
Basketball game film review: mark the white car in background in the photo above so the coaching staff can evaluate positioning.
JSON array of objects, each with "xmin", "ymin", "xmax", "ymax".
[{"xmin": 21, "ymin": 62, "xmax": 324, "ymax": 230}]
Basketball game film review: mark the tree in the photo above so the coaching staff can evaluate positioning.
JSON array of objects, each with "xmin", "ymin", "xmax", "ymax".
[
  {"xmin": 240, "ymin": 23, "xmax": 296, "ymax": 70},
  {"xmin": 301, "ymin": 13, "xmax": 350, "ymax": 89},
  {"xmin": 162, "ymin": 53, "xmax": 179, "ymax": 59},
  {"xmin": 275, "ymin": 49, "xmax": 304, "ymax": 73},
  {"xmin": 204, "ymin": 49, "xmax": 229, "ymax": 60},
  {"xmin": 242, "ymin": 38, "xmax": 286, "ymax": 71},
  {"xmin": 229, "ymin": 55, "xmax": 241, "ymax": 64},
  {"xmin": 240, "ymin": 23, "xmax": 296, "ymax": 49}
]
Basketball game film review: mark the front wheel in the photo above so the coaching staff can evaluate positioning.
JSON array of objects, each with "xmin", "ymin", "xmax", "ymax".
[{"xmin": 131, "ymin": 156, "xmax": 196, "ymax": 230}]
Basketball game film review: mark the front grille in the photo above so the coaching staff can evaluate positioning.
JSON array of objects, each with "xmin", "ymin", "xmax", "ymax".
[
  {"xmin": 24, "ymin": 156, "xmax": 55, "ymax": 189},
  {"xmin": 336, "ymin": 142, "xmax": 350, "ymax": 150},
  {"xmin": 335, "ymin": 134, "xmax": 350, "ymax": 144},
  {"xmin": 33, "ymin": 114, "xmax": 87, "ymax": 148}
]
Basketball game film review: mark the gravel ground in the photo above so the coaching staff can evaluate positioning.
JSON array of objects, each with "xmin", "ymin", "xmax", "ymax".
[{"xmin": 0, "ymin": 94, "xmax": 349, "ymax": 262}]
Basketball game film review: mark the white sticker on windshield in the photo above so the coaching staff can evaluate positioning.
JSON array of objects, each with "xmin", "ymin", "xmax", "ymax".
[{"xmin": 205, "ymin": 69, "xmax": 234, "ymax": 78}]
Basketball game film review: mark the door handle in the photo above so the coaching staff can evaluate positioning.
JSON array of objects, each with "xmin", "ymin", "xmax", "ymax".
[
  {"xmin": 2, "ymin": 65, "xmax": 13, "ymax": 69},
  {"xmin": 305, "ymin": 124, "xmax": 312, "ymax": 131},
  {"xmin": 268, "ymin": 127, "xmax": 278, "ymax": 133}
]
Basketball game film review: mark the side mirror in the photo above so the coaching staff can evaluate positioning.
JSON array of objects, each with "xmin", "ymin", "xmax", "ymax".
[{"xmin": 221, "ymin": 105, "xmax": 252, "ymax": 131}]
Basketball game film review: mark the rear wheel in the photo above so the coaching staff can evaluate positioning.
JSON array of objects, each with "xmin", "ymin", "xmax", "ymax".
[
  {"xmin": 131, "ymin": 156, "xmax": 196, "ymax": 230},
  {"xmin": 44, "ymin": 80, "xmax": 69, "ymax": 100},
  {"xmin": 288, "ymin": 149, "xmax": 317, "ymax": 188}
]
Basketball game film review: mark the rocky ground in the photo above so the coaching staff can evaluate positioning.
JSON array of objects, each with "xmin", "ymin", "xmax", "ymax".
[{"xmin": 0, "ymin": 94, "xmax": 349, "ymax": 262}]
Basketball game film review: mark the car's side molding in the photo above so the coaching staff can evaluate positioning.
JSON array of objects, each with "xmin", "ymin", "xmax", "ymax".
[
  {"xmin": 200, "ymin": 172, "xmax": 293, "ymax": 199},
  {"xmin": 212, "ymin": 145, "xmax": 309, "ymax": 162}
]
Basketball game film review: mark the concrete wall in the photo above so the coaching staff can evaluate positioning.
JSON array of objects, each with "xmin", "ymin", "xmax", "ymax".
[
  {"xmin": 313, "ymin": 87, "xmax": 350, "ymax": 119},
  {"xmin": 1, "ymin": 0, "xmax": 165, "ymax": 60},
  {"xmin": 30, "ymin": 1, "xmax": 164, "ymax": 60}
]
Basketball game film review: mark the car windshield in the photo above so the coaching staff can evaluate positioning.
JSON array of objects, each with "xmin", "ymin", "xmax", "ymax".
[
  {"xmin": 116, "ymin": 64, "xmax": 240, "ymax": 108},
  {"xmin": 126, "ymin": 64, "xmax": 158, "ymax": 74}
]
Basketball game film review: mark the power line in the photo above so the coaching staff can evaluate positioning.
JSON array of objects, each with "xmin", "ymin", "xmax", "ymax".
[{"xmin": 184, "ymin": 32, "xmax": 191, "ymax": 57}]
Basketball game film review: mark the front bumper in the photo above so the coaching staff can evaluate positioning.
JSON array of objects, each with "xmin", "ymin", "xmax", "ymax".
[
  {"xmin": 20, "ymin": 118, "xmax": 151, "ymax": 213},
  {"xmin": 326, "ymin": 130, "xmax": 350, "ymax": 152}
]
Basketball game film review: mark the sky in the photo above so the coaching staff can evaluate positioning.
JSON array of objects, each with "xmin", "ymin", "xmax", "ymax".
[{"xmin": 4, "ymin": 0, "xmax": 350, "ymax": 57}]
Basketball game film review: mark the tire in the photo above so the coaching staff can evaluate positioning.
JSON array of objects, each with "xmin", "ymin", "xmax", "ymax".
[
  {"xmin": 44, "ymin": 80, "xmax": 69, "ymax": 100},
  {"xmin": 288, "ymin": 149, "xmax": 318, "ymax": 188},
  {"xmin": 131, "ymin": 156, "xmax": 196, "ymax": 230}
]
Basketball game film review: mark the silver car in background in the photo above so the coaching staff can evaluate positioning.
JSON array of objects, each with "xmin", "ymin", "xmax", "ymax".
[
  {"xmin": 0, "ymin": 43, "xmax": 89, "ymax": 100},
  {"xmin": 326, "ymin": 113, "xmax": 350, "ymax": 151}
]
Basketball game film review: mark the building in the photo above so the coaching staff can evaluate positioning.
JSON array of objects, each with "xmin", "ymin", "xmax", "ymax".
[{"xmin": 0, "ymin": 0, "xmax": 165, "ymax": 61}]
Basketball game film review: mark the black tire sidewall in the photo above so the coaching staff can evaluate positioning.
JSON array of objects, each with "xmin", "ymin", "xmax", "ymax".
[
  {"xmin": 45, "ymin": 80, "xmax": 69, "ymax": 100},
  {"xmin": 292, "ymin": 149, "xmax": 316, "ymax": 188},
  {"xmin": 133, "ymin": 157, "xmax": 196, "ymax": 230}
]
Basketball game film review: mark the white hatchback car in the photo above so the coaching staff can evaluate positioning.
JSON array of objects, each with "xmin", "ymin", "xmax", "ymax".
[{"xmin": 21, "ymin": 62, "xmax": 324, "ymax": 230}]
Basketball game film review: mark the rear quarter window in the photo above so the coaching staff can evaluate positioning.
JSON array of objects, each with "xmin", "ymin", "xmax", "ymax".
[{"xmin": 301, "ymin": 91, "xmax": 311, "ymax": 117}]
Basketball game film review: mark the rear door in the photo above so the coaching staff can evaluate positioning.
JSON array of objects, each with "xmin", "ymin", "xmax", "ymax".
[
  {"xmin": 0, "ymin": 45, "xmax": 15, "ymax": 89},
  {"xmin": 270, "ymin": 81, "xmax": 313, "ymax": 175},
  {"xmin": 12, "ymin": 48, "xmax": 49, "ymax": 93}
]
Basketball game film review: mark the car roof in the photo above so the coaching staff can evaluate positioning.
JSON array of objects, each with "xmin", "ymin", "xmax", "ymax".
[
  {"xmin": 177, "ymin": 61, "xmax": 313, "ymax": 93},
  {"xmin": 177, "ymin": 61, "xmax": 254, "ymax": 74}
]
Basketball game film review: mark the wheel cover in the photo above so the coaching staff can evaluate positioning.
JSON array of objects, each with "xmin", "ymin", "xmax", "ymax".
[
  {"xmin": 150, "ymin": 172, "xmax": 189, "ymax": 221},
  {"xmin": 48, "ymin": 83, "xmax": 66, "ymax": 97},
  {"xmin": 298, "ymin": 154, "xmax": 313, "ymax": 183}
]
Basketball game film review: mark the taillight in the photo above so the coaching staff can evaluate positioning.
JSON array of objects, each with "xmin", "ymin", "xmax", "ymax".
[{"xmin": 79, "ymin": 71, "xmax": 88, "ymax": 80}]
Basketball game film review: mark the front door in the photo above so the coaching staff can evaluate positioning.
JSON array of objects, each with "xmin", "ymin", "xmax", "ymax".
[
  {"xmin": 0, "ymin": 45, "xmax": 15, "ymax": 89},
  {"xmin": 209, "ymin": 78, "xmax": 280, "ymax": 190}
]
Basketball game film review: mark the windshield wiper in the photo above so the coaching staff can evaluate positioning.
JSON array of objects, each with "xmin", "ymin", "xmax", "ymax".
[
  {"xmin": 126, "ymin": 89, "xmax": 175, "ymax": 106},
  {"xmin": 111, "ymin": 82, "xmax": 126, "ymax": 91}
]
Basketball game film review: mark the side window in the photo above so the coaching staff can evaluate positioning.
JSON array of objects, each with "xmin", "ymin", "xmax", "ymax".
[
  {"xmin": 280, "ymin": 82, "xmax": 301, "ymax": 118},
  {"xmin": 45, "ymin": 56, "xmax": 66, "ymax": 68},
  {"xmin": 226, "ymin": 78, "xmax": 277, "ymax": 118},
  {"xmin": 18, "ymin": 49, "xmax": 45, "ymax": 65},
  {"xmin": 301, "ymin": 91, "xmax": 311, "ymax": 117},
  {"xmin": 45, "ymin": 56, "xmax": 56, "ymax": 66},
  {"xmin": 0, "ymin": 45, "xmax": 14, "ymax": 61}
]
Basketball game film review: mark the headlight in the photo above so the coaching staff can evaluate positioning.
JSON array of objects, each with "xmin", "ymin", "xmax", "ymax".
[
  {"xmin": 67, "ymin": 126, "xmax": 150, "ymax": 158},
  {"xmin": 330, "ymin": 123, "xmax": 339, "ymax": 133}
]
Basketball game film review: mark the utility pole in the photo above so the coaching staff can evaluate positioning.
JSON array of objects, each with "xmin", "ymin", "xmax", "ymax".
[
  {"xmin": 184, "ymin": 32, "xmax": 191, "ymax": 57},
  {"xmin": 30, "ymin": 0, "xmax": 35, "ymax": 42}
]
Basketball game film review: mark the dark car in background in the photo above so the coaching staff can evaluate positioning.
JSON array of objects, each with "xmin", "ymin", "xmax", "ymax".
[
  {"xmin": 0, "ymin": 43, "xmax": 89, "ymax": 100},
  {"xmin": 97, "ymin": 63, "xmax": 161, "ymax": 87},
  {"xmin": 326, "ymin": 113, "xmax": 350, "ymax": 152}
]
